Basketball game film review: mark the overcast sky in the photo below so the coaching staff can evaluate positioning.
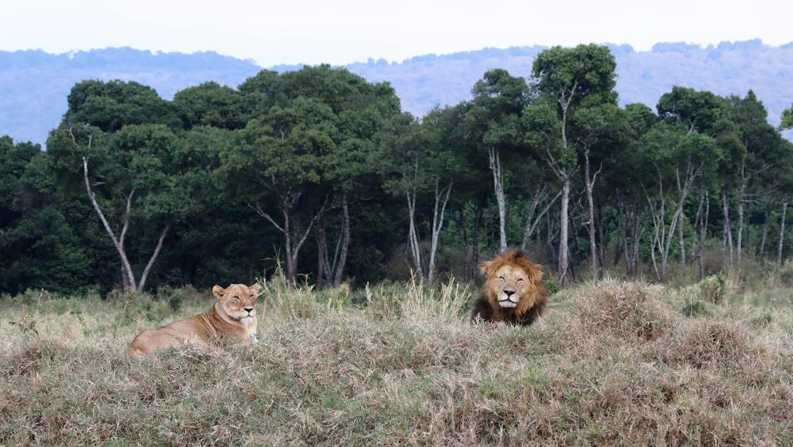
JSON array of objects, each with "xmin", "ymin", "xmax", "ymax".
[{"xmin": 2, "ymin": 0, "xmax": 790, "ymax": 66}]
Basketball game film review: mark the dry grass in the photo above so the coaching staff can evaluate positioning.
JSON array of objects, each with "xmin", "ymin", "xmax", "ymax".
[{"xmin": 2, "ymin": 278, "xmax": 793, "ymax": 446}]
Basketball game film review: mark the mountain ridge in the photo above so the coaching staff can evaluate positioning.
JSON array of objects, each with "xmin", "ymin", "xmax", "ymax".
[{"xmin": 2, "ymin": 41, "xmax": 792, "ymax": 144}]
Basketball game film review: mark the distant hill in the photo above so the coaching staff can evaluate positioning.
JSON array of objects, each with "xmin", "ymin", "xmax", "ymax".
[
  {"xmin": 337, "ymin": 39, "xmax": 793, "ymax": 134},
  {"xmin": 0, "ymin": 48, "xmax": 260, "ymax": 144},
  {"xmin": 2, "ymin": 41, "xmax": 793, "ymax": 144}
]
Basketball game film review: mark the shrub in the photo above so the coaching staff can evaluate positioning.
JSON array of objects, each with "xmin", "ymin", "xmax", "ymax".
[
  {"xmin": 682, "ymin": 301, "xmax": 709, "ymax": 317},
  {"xmin": 659, "ymin": 320, "xmax": 758, "ymax": 369},
  {"xmin": 565, "ymin": 281, "xmax": 674, "ymax": 344},
  {"xmin": 699, "ymin": 274, "xmax": 726, "ymax": 304}
]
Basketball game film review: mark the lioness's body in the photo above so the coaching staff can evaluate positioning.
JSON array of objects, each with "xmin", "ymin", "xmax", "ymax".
[
  {"xmin": 471, "ymin": 249, "xmax": 547, "ymax": 326},
  {"xmin": 128, "ymin": 283, "xmax": 261, "ymax": 357}
]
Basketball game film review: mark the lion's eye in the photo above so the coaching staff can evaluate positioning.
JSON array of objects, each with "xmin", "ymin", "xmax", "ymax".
[
  {"xmin": 517, "ymin": 278, "xmax": 524, "ymax": 282},
  {"xmin": 498, "ymin": 276, "xmax": 505, "ymax": 281}
]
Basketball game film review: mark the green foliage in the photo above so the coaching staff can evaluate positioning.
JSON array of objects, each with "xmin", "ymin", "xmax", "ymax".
[
  {"xmin": 65, "ymin": 80, "xmax": 179, "ymax": 131},
  {"xmin": 682, "ymin": 300, "xmax": 709, "ymax": 317},
  {"xmin": 3, "ymin": 51, "xmax": 793, "ymax": 295},
  {"xmin": 532, "ymin": 44, "xmax": 617, "ymax": 107},
  {"xmin": 657, "ymin": 86, "xmax": 725, "ymax": 134},
  {"xmin": 0, "ymin": 137, "xmax": 90, "ymax": 294},
  {"xmin": 172, "ymin": 82, "xmax": 244, "ymax": 129},
  {"xmin": 782, "ymin": 105, "xmax": 793, "ymax": 130},
  {"xmin": 699, "ymin": 274, "xmax": 726, "ymax": 304}
]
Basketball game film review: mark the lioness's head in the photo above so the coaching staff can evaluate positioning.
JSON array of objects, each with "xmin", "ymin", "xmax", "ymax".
[
  {"xmin": 480, "ymin": 249, "xmax": 543, "ymax": 310},
  {"xmin": 212, "ymin": 283, "xmax": 262, "ymax": 325}
]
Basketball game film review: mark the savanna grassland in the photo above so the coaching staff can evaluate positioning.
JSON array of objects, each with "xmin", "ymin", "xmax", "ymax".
[{"xmin": 2, "ymin": 268, "xmax": 793, "ymax": 446}]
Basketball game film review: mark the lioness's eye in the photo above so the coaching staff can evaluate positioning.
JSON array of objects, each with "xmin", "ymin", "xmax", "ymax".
[
  {"xmin": 498, "ymin": 276, "xmax": 505, "ymax": 281},
  {"xmin": 517, "ymin": 278, "xmax": 524, "ymax": 282}
]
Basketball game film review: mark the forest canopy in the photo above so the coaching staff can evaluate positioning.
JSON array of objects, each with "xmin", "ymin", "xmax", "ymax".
[{"xmin": 2, "ymin": 46, "xmax": 793, "ymax": 295}]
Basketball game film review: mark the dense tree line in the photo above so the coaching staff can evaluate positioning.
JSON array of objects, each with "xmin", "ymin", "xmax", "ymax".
[{"xmin": 2, "ymin": 46, "xmax": 793, "ymax": 295}]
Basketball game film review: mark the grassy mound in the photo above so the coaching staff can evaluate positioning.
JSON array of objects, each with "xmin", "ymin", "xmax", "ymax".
[{"xmin": 1, "ymin": 280, "xmax": 792, "ymax": 445}]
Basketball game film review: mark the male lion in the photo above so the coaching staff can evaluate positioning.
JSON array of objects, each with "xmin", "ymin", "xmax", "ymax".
[
  {"xmin": 128, "ymin": 283, "xmax": 262, "ymax": 357},
  {"xmin": 471, "ymin": 249, "xmax": 547, "ymax": 326}
]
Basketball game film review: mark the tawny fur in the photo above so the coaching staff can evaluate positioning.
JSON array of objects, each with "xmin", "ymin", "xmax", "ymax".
[
  {"xmin": 128, "ymin": 283, "xmax": 261, "ymax": 357},
  {"xmin": 471, "ymin": 249, "xmax": 547, "ymax": 326}
]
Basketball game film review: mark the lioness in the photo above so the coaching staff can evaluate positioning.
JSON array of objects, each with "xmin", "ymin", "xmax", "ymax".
[
  {"xmin": 471, "ymin": 249, "xmax": 547, "ymax": 326},
  {"xmin": 128, "ymin": 283, "xmax": 262, "ymax": 357}
]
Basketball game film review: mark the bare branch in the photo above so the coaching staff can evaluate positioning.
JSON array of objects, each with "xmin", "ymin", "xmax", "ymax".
[
  {"xmin": 138, "ymin": 224, "xmax": 171, "ymax": 292},
  {"xmin": 83, "ymin": 157, "xmax": 136, "ymax": 290},
  {"xmin": 119, "ymin": 189, "xmax": 135, "ymax": 247},
  {"xmin": 250, "ymin": 203, "xmax": 286, "ymax": 234},
  {"xmin": 293, "ymin": 199, "xmax": 327, "ymax": 256}
]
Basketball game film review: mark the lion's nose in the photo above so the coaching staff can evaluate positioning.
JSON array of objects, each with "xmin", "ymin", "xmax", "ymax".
[
  {"xmin": 244, "ymin": 307, "xmax": 254, "ymax": 313},
  {"xmin": 504, "ymin": 290, "xmax": 516, "ymax": 297}
]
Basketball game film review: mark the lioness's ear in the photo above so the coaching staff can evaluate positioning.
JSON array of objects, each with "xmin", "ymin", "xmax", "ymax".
[
  {"xmin": 249, "ymin": 283, "xmax": 262, "ymax": 297},
  {"xmin": 212, "ymin": 285, "xmax": 225, "ymax": 300}
]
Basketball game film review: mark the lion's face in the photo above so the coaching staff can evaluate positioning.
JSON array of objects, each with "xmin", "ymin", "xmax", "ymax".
[
  {"xmin": 489, "ymin": 264, "xmax": 531, "ymax": 308},
  {"xmin": 481, "ymin": 250, "xmax": 543, "ymax": 311},
  {"xmin": 212, "ymin": 283, "xmax": 262, "ymax": 326}
]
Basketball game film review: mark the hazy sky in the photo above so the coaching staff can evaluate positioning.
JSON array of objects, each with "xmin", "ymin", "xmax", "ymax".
[{"xmin": 2, "ymin": 0, "xmax": 791, "ymax": 66}]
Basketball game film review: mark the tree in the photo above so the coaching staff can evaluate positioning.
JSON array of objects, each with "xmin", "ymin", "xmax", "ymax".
[
  {"xmin": 571, "ymin": 103, "xmax": 630, "ymax": 279},
  {"xmin": 466, "ymin": 69, "xmax": 530, "ymax": 252},
  {"xmin": 173, "ymin": 82, "xmax": 244, "ymax": 130},
  {"xmin": 48, "ymin": 123, "xmax": 199, "ymax": 292},
  {"xmin": 0, "ymin": 137, "xmax": 90, "ymax": 294},
  {"xmin": 378, "ymin": 109, "xmax": 463, "ymax": 282},
  {"xmin": 530, "ymin": 44, "xmax": 617, "ymax": 283},
  {"xmin": 610, "ymin": 103, "xmax": 658, "ymax": 277},
  {"xmin": 314, "ymin": 70, "xmax": 401, "ymax": 287},
  {"xmin": 658, "ymin": 87, "xmax": 730, "ymax": 265},
  {"xmin": 65, "ymin": 80, "xmax": 179, "ymax": 132},
  {"xmin": 223, "ymin": 97, "xmax": 335, "ymax": 283},
  {"xmin": 781, "ymin": 105, "xmax": 793, "ymax": 130},
  {"xmin": 725, "ymin": 92, "xmax": 783, "ymax": 262},
  {"xmin": 639, "ymin": 123, "xmax": 720, "ymax": 280}
]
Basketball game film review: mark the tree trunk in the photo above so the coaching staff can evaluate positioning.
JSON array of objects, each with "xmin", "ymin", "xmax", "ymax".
[
  {"xmin": 631, "ymin": 211, "xmax": 642, "ymax": 278},
  {"xmin": 722, "ymin": 187, "xmax": 734, "ymax": 266},
  {"xmin": 521, "ymin": 188, "xmax": 560, "ymax": 250},
  {"xmin": 736, "ymin": 178, "xmax": 747, "ymax": 263},
  {"xmin": 597, "ymin": 201, "xmax": 607, "ymax": 272},
  {"xmin": 695, "ymin": 191, "xmax": 709, "ymax": 280},
  {"xmin": 316, "ymin": 222, "xmax": 330, "ymax": 287},
  {"xmin": 584, "ymin": 148, "xmax": 599, "ymax": 280},
  {"xmin": 558, "ymin": 176, "xmax": 571, "ymax": 284},
  {"xmin": 284, "ymin": 213, "xmax": 297, "ymax": 282},
  {"xmin": 678, "ymin": 211, "xmax": 686, "ymax": 265},
  {"xmin": 427, "ymin": 180, "xmax": 453, "ymax": 283},
  {"xmin": 648, "ymin": 167, "xmax": 694, "ymax": 280},
  {"xmin": 254, "ymin": 197, "xmax": 322, "ymax": 285},
  {"xmin": 472, "ymin": 202, "xmax": 483, "ymax": 280},
  {"xmin": 489, "ymin": 147, "xmax": 507, "ymax": 252},
  {"xmin": 121, "ymin": 264, "xmax": 131, "ymax": 292},
  {"xmin": 759, "ymin": 209, "xmax": 769, "ymax": 258},
  {"xmin": 83, "ymin": 157, "xmax": 170, "ymax": 294},
  {"xmin": 332, "ymin": 195, "xmax": 350, "ymax": 288},
  {"xmin": 406, "ymin": 188, "xmax": 423, "ymax": 280},
  {"xmin": 778, "ymin": 202, "xmax": 787, "ymax": 265},
  {"xmin": 137, "ymin": 224, "xmax": 171, "ymax": 292},
  {"xmin": 621, "ymin": 203, "xmax": 642, "ymax": 278},
  {"xmin": 618, "ymin": 204, "xmax": 629, "ymax": 275}
]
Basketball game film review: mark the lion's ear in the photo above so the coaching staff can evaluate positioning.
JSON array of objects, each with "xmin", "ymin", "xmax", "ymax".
[
  {"xmin": 527, "ymin": 263, "xmax": 544, "ymax": 284},
  {"xmin": 249, "ymin": 283, "xmax": 262, "ymax": 298},
  {"xmin": 212, "ymin": 285, "xmax": 225, "ymax": 301},
  {"xmin": 479, "ymin": 260, "xmax": 494, "ymax": 277}
]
